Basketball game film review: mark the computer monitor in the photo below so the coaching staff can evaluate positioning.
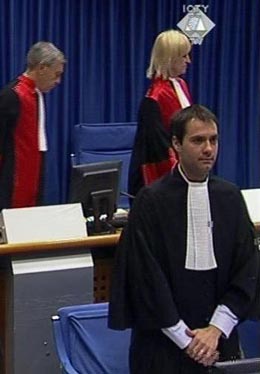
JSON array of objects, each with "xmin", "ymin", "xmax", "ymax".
[
  {"xmin": 69, "ymin": 160, "xmax": 122, "ymax": 234},
  {"xmin": 214, "ymin": 358, "xmax": 260, "ymax": 373}
]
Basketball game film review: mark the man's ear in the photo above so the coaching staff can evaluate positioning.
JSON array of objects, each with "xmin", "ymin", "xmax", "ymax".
[
  {"xmin": 172, "ymin": 136, "xmax": 181, "ymax": 153},
  {"xmin": 37, "ymin": 63, "xmax": 48, "ymax": 75}
]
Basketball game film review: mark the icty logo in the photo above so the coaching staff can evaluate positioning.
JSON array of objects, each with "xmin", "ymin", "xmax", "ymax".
[{"xmin": 177, "ymin": 4, "xmax": 215, "ymax": 45}]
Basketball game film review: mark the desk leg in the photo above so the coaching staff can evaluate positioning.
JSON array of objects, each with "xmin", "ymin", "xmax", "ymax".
[{"xmin": 92, "ymin": 246, "xmax": 116, "ymax": 303}]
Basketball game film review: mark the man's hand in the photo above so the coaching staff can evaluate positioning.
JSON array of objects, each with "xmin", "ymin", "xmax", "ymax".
[{"xmin": 185, "ymin": 325, "xmax": 222, "ymax": 366}]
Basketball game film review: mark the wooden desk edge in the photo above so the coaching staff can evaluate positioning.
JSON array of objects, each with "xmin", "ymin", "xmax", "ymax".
[
  {"xmin": 0, "ymin": 221, "xmax": 259, "ymax": 256},
  {"xmin": 0, "ymin": 233, "xmax": 121, "ymax": 255}
]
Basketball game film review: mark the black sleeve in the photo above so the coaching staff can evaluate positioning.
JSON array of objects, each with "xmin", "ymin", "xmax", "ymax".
[
  {"xmin": 137, "ymin": 97, "xmax": 172, "ymax": 163},
  {"xmin": 109, "ymin": 187, "xmax": 181, "ymax": 330},
  {"xmin": 0, "ymin": 86, "xmax": 20, "ymax": 155},
  {"xmin": 220, "ymin": 190, "xmax": 260, "ymax": 320},
  {"xmin": 128, "ymin": 97, "xmax": 173, "ymax": 196}
]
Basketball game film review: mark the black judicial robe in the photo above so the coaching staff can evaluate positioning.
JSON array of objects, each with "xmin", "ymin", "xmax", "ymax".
[
  {"xmin": 128, "ymin": 77, "xmax": 192, "ymax": 198},
  {"xmin": 0, "ymin": 75, "xmax": 44, "ymax": 210},
  {"xmin": 109, "ymin": 168, "xmax": 259, "ymax": 373}
]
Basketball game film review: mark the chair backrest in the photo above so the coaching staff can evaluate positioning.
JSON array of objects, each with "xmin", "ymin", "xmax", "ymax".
[
  {"xmin": 52, "ymin": 302, "xmax": 131, "ymax": 374},
  {"xmin": 72, "ymin": 122, "xmax": 137, "ymax": 209}
]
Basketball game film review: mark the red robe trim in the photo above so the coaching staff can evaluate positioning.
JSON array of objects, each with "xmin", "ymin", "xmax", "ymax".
[
  {"xmin": 11, "ymin": 75, "xmax": 43, "ymax": 207},
  {"xmin": 147, "ymin": 77, "xmax": 192, "ymax": 132}
]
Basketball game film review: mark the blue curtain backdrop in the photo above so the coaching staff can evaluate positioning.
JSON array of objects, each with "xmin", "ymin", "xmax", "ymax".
[{"xmin": 0, "ymin": 0, "xmax": 259, "ymax": 204}]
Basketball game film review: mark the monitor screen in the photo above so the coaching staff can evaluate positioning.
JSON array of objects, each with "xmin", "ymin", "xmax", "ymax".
[
  {"xmin": 69, "ymin": 160, "xmax": 122, "ymax": 234},
  {"xmin": 214, "ymin": 358, "xmax": 260, "ymax": 374}
]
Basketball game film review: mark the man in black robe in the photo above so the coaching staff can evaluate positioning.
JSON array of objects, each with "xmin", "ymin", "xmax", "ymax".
[
  {"xmin": 0, "ymin": 41, "xmax": 65, "ymax": 210},
  {"xmin": 109, "ymin": 105, "xmax": 259, "ymax": 373}
]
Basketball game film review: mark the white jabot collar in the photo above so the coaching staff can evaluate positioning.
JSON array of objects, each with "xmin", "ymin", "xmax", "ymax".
[
  {"xmin": 170, "ymin": 78, "xmax": 191, "ymax": 108},
  {"xmin": 178, "ymin": 165, "xmax": 217, "ymax": 270},
  {"xmin": 35, "ymin": 88, "xmax": 48, "ymax": 152}
]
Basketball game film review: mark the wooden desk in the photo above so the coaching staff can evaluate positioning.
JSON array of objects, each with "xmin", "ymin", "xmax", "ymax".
[{"xmin": 0, "ymin": 233, "xmax": 120, "ymax": 374}]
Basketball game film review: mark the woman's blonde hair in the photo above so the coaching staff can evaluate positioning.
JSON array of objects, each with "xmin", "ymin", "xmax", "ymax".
[{"xmin": 146, "ymin": 29, "xmax": 191, "ymax": 80}]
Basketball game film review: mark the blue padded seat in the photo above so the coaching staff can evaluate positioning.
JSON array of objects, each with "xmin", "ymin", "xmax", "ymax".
[
  {"xmin": 52, "ymin": 302, "xmax": 131, "ymax": 374},
  {"xmin": 52, "ymin": 304, "xmax": 260, "ymax": 374},
  {"xmin": 73, "ymin": 122, "xmax": 137, "ymax": 209},
  {"xmin": 238, "ymin": 320, "xmax": 260, "ymax": 358}
]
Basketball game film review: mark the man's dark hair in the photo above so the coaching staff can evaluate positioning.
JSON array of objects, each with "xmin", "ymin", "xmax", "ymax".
[{"xmin": 170, "ymin": 104, "xmax": 219, "ymax": 143}]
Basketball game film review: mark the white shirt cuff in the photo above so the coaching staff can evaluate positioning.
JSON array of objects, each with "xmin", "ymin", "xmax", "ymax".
[
  {"xmin": 210, "ymin": 304, "xmax": 239, "ymax": 338},
  {"xmin": 162, "ymin": 320, "xmax": 192, "ymax": 349}
]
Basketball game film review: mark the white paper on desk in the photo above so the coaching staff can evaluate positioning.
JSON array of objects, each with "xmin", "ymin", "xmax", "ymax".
[
  {"xmin": 241, "ymin": 188, "xmax": 260, "ymax": 224},
  {"xmin": 1, "ymin": 203, "xmax": 87, "ymax": 244}
]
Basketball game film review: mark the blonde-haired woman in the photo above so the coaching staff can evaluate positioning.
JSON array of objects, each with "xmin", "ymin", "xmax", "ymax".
[{"xmin": 128, "ymin": 29, "xmax": 192, "ymax": 197}]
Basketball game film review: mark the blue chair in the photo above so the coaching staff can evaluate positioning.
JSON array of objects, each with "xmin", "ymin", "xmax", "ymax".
[
  {"xmin": 238, "ymin": 320, "xmax": 260, "ymax": 358},
  {"xmin": 52, "ymin": 302, "xmax": 131, "ymax": 374},
  {"xmin": 72, "ymin": 122, "xmax": 137, "ymax": 209}
]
